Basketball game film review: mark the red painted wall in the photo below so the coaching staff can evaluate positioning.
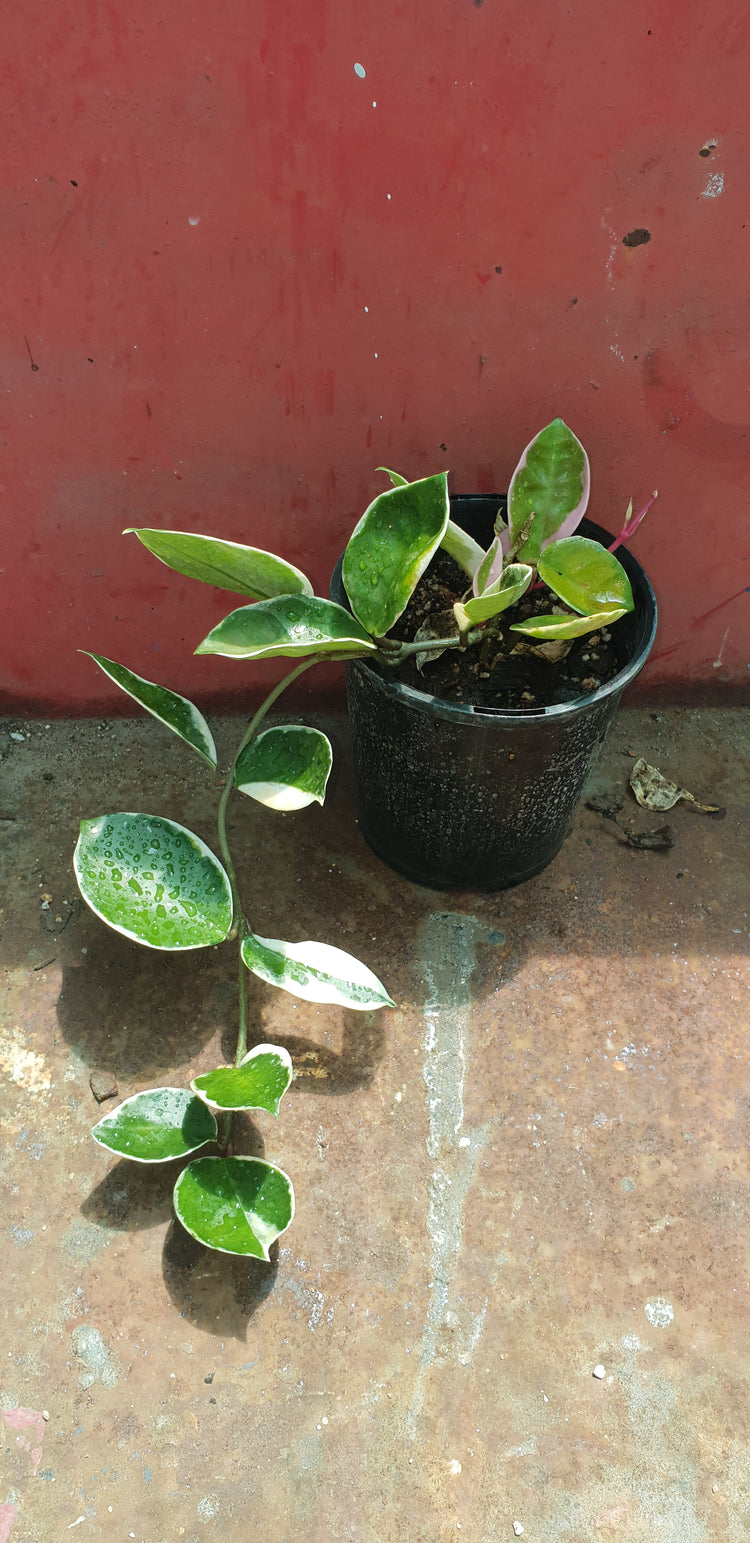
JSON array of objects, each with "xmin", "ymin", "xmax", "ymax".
[{"xmin": 2, "ymin": 0, "xmax": 748, "ymax": 712}]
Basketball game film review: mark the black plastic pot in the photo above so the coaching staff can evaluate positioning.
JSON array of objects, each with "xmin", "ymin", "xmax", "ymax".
[{"xmin": 330, "ymin": 497, "xmax": 657, "ymax": 890}]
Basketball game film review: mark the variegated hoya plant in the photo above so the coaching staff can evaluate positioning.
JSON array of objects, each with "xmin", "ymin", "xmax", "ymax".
[{"xmin": 75, "ymin": 418, "xmax": 652, "ymax": 1257}]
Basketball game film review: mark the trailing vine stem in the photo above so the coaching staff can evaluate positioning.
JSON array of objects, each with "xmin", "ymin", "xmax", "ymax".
[{"xmin": 211, "ymin": 650, "xmax": 370, "ymax": 1148}]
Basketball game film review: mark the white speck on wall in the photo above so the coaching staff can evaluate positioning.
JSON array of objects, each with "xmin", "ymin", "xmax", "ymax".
[
  {"xmin": 364, "ymin": 305, "xmax": 369, "ymax": 312},
  {"xmin": 188, "ymin": 215, "xmax": 200, "ymax": 226},
  {"xmin": 387, "ymin": 193, "xmax": 392, "ymax": 200},
  {"xmin": 372, "ymin": 100, "xmax": 377, "ymax": 108},
  {"xmin": 354, "ymin": 62, "xmax": 366, "ymax": 78},
  {"xmin": 644, "ymin": 1297, "xmax": 674, "ymax": 1328},
  {"xmin": 713, "ymin": 626, "xmax": 729, "ymax": 668},
  {"xmin": 702, "ymin": 171, "xmax": 724, "ymax": 197}
]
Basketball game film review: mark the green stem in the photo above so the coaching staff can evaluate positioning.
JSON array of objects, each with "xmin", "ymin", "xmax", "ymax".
[
  {"xmin": 236, "ymin": 935, "xmax": 249, "ymax": 1066},
  {"xmin": 215, "ymin": 652, "xmax": 351, "ymax": 1095},
  {"xmin": 376, "ymin": 629, "xmax": 484, "ymax": 664},
  {"xmin": 216, "ymin": 655, "xmax": 325, "ymax": 932}
]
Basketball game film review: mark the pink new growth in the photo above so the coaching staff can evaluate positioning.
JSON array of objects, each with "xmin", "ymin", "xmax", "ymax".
[{"xmin": 608, "ymin": 492, "xmax": 658, "ymax": 556}]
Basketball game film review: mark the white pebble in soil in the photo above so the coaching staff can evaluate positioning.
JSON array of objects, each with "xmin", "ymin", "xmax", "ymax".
[{"xmin": 593, "ymin": 1364, "xmax": 606, "ymax": 1379}]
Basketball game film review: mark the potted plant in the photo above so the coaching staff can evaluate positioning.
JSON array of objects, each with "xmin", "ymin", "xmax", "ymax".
[
  {"xmin": 73, "ymin": 417, "xmax": 654, "ymax": 1253},
  {"xmin": 330, "ymin": 417, "xmax": 657, "ymax": 886}
]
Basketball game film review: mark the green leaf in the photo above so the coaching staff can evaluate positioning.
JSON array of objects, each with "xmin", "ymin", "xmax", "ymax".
[
  {"xmin": 342, "ymin": 473, "xmax": 450, "ymax": 636},
  {"xmin": 537, "ymin": 537, "xmax": 634, "ymax": 615},
  {"xmin": 458, "ymin": 563, "xmax": 533, "ymax": 625},
  {"xmin": 191, "ymin": 1045, "xmax": 293, "ymax": 1115},
  {"xmin": 440, "ymin": 520, "xmax": 486, "ymax": 579},
  {"xmin": 473, "ymin": 536, "xmax": 504, "ymax": 596},
  {"xmin": 195, "ymin": 596, "xmax": 376, "ymax": 660},
  {"xmin": 508, "ymin": 419, "xmax": 590, "ymax": 564},
  {"xmin": 234, "ymin": 726, "xmax": 332, "ymax": 811},
  {"xmin": 241, "ymin": 933, "xmax": 395, "ymax": 1010},
  {"xmin": 74, "ymin": 813, "xmax": 233, "ymax": 949},
  {"xmin": 125, "ymin": 528, "xmax": 313, "ymax": 599},
  {"xmin": 92, "ymin": 1088, "xmax": 217, "ymax": 1163},
  {"xmin": 510, "ymin": 606, "xmax": 628, "ymax": 640},
  {"xmin": 376, "ymin": 466, "xmax": 409, "ymax": 488},
  {"xmin": 82, "ymin": 654, "xmax": 217, "ymax": 769},
  {"xmin": 173, "ymin": 1156, "xmax": 294, "ymax": 1259}
]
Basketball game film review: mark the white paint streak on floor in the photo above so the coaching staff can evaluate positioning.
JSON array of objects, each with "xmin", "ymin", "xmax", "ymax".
[{"xmin": 407, "ymin": 912, "xmax": 492, "ymax": 1438}]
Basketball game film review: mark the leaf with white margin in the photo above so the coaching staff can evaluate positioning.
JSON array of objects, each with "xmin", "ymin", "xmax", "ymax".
[
  {"xmin": 510, "ymin": 606, "xmax": 627, "ymax": 640},
  {"xmin": 92, "ymin": 1088, "xmax": 217, "ymax": 1162},
  {"xmin": 192, "ymin": 1045, "xmax": 293, "ymax": 1115},
  {"xmin": 74, "ymin": 813, "xmax": 233, "ymax": 949},
  {"xmin": 125, "ymin": 528, "xmax": 313, "ymax": 599},
  {"xmin": 195, "ymin": 596, "xmax": 376, "ymax": 660},
  {"xmin": 472, "ymin": 535, "xmax": 504, "ymax": 597},
  {"xmin": 376, "ymin": 466, "xmax": 409, "ymax": 488},
  {"xmin": 457, "ymin": 563, "xmax": 533, "ymax": 626},
  {"xmin": 234, "ymin": 726, "xmax": 332, "ymax": 811},
  {"xmin": 440, "ymin": 520, "xmax": 486, "ymax": 579},
  {"xmin": 508, "ymin": 418, "xmax": 590, "ymax": 564},
  {"xmin": 241, "ymin": 933, "xmax": 395, "ymax": 1010},
  {"xmin": 343, "ymin": 473, "xmax": 450, "ymax": 636},
  {"xmin": 83, "ymin": 653, "xmax": 216, "ymax": 769},
  {"xmin": 173, "ymin": 1156, "xmax": 294, "ymax": 1259}
]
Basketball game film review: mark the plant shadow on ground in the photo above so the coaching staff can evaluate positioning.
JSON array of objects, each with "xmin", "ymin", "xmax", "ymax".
[
  {"xmin": 82, "ymin": 1114, "xmax": 279, "ymax": 1338},
  {"xmin": 55, "ymin": 922, "xmax": 229, "ymax": 1080},
  {"xmin": 69, "ymin": 929, "xmax": 388, "ymax": 1336}
]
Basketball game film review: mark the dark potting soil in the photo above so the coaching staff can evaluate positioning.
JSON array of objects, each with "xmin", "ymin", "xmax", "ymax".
[{"xmin": 380, "ymin": 550, "xmax": 621, "ymax": 711}]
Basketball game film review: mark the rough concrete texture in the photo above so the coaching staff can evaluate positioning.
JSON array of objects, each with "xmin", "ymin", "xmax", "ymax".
[{"xmin": 0, "ymin": 706, "xmax": 748, "ymax": 1542}]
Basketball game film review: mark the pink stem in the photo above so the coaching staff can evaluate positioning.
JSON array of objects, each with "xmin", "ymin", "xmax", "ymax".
[{"xmin": 608, "ymin": 492, "xmax": 658, "ymax": 555}]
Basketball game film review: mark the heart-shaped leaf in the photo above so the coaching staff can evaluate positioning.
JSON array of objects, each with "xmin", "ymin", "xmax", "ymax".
[
  {"xmin": 440, "ymin": 520, "xmax": 485, "ymax": 579},
  {"xmin": 125, "ymin": 528, "xmax": 313, "ymax": 599},
  {"xmin": 92, "ymin": 1088, "xmax": 217, "ymax": 1162},
  {"xmin": 74, "ymin": 813, "xmax": 233, "ymax": 949},
  {"xmin": 83, "ymin": 654, "xmax": 216, "ymax": 769},
  {"xmin": 241, "ymin": 933, "xmax": 395, "ymax": 1010},
  {"xmin": 458, "ymin": 563, "xmax": 533, "ymax": 625},
  {"xmin": 195, "ymin": 596, "xmax": 376, "ymax": 660},
  {"xmin": 510, "ymin": 606, "xmax": 627, "ymax": 640},
  {"xmin": 173, "ymin": 1156, "xmax": 294, "ymax": 1258},
  {"xmin": 342, "ymin": 473, "xmax": 450, "ymax": 636},
  {"xmin": 192, "ymin": 1045, "xmax": 293, "ymax": 1114},
  {"xmin": 508, "ymin": 419, "xmax": 590, "ymax": 564},
  {"xmin": 537, "ymin": 537, "xmax": 634, "ymax": 615},
  {"xmin": 234, "ymin": 726, "xmax": 332, "ymax": 810}
]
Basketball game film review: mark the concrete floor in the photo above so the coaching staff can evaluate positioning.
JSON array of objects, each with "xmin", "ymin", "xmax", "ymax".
[{"xmin": 0, "ymin": 705, "xmax": 748, "ymax": 1542}]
